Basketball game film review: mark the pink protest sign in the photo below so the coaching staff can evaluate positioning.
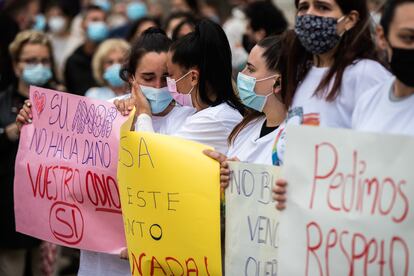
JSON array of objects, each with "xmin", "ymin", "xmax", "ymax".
[{"xmin": 14, "ymin": 86, "xmax": 129, "ymax": 253}]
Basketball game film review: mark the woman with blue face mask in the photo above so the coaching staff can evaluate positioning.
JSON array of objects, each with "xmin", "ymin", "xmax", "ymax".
[
  {"xmin": 114, "ymin": 28, "xmax": 196, "ymax": 135},
  {"xmin": 205, "ymin": 35, "xmax": 289, "ymax": 166},
  {"xmin": 129, "ymin": 19, "xmax": 246, "ymax": 155},
  {"xmin": 204, "ymin": 34, "xmax": 290, "ymax": 187},
  {"xmin": 81, "ymin": 28, "xmax": 195, "ymax": 276},
  {"xmin": 15, "ymin": 28, "xmax": 195, "ymax": 276},
  {"xmin": 1, "ymin": 30, "xmax": 58, "ymax": 276},
  {"xmin": 85, "ymin": 39, "xmax": 130, "ymax": 100},
  {"xmin": 64, "ymin": 4, "xmax": 109, "ymax": 95}
]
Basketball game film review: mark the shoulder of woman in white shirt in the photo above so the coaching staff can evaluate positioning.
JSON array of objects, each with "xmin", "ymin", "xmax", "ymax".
[
  {"xmin": 346, "ymin": 59, "xmax": 391, "ymax": 84},
  {"xmin": 341, "ymin": 59, "xmax": 391, "ymax": 101},
  {"xmin": 352, "ymin": 76, "xmax": 395, "ymax": 129},
  {"xmin": 189, "ymin": 102, "xmax": 243, "ymax": 127}
]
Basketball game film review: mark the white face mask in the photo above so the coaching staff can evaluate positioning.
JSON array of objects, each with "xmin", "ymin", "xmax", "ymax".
[
  {"xmin": 370, "ymin": 12, "xmax": 381, "ymax": 25},
  {"xmin": 48, "ymin": 16, "xmax": 66, "ymax": 34}
]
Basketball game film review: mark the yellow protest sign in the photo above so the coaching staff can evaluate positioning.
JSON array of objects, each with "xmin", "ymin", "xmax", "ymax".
[{"xmin": 118, "ymin": 128, "xmax": 222, "ymax": 276}]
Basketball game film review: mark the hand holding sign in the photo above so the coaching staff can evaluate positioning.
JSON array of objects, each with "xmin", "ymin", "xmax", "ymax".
[
  {"xmin": 272, "ymin": 179, "xmax": 288, "ymax": 210},
  {"xmin": 203, "ymin": 149, "xmax": 240, "ymax": 188},
  {"xmin": 118, "ymin": 130, "xmax": 222, "ymax": 275},
  {"xmin": 16, "ymin": 100, "xmax": 33, "ymax": 131},
  {"xmin": 278, "ymin": 126, "xmax": 414, "ymax": 276}
]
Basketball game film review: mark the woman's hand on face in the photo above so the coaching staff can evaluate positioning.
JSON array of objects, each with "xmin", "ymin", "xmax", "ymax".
[
  {"xmin": 203, "ymin": 149, "xmax": 239, "ymax": 188},
  {"xmin": 272, "ymin": 178, "xmax": 287, "ymax": 211},
  {"xmin": 16, "ymin": 100, "xmax": 33, "ymax": 132},
  {"xmin": 131, "ymin": 79, "xmax": 151, "ymax": 116},
  {"xmin": 113, "ymin": 97, "xmax": 135, "ymax": 116}
]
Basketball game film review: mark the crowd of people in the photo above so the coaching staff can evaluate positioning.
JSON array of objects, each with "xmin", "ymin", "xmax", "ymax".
[{"xmin": 0, "ymin": 0, "xmax": 413, "ymax": 275}]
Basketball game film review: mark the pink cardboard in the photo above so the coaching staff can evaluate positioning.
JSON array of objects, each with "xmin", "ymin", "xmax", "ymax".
[{"xmin": 14, "ymin": 86, "xmax": 128, "ymax": 253}]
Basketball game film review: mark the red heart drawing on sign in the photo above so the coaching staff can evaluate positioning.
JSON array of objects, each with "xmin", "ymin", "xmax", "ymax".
[{"xmin": 33, "ymin": 91, "xmax": 46, "ymax": 116}]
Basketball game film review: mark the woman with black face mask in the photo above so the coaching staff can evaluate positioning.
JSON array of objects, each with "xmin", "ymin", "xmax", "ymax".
[
  {"xmin": 271, "ymin": 0, "xmax": 391, "ymax": 166},
  {"xmin": 352, "ymin": 0, "xmax": 414, "ymax": 135}
]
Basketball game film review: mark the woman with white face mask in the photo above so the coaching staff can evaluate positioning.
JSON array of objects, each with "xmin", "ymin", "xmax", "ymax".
[
  {"xmin": 113, "ymin": 28, "xmax": 196, "ymax": 135},
  {"xmin": 45, "ymin": 2, "xmax": 81, "ymax": 82},
  {"xmin": 85, "ymin": 39, "xmax": 130, "ymax": 100}
]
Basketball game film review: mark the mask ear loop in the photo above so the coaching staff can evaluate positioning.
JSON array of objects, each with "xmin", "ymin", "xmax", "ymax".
[
  {"xmin": 271, "ymin": 76, "xmax": 284, "ymax": 104},
  {"xmin": 256, "ymin": 74, "xmax": 278, "ymax": 82},
  {"xmin": 337, "ymin": 15, "xmax": 348, "ymax": 37},
  {"xmin": 176, "ymin": 70, "xmax": 192, "ymax": 83}
]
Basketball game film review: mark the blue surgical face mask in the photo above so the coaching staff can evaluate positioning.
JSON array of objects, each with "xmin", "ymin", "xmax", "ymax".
[
  {"xmin": 93, "ymin": 0, "xmax": 112, "ymax": 12},
  {"xmin": 22, "ymin": 64, "xmax": 53, "ymax": 86},
  {"xmin": 140, "ymin": 85, "xmax": 173, "ymax": 114},
  {"xmin": 33, "ymin": 14, "xmax": 46, "ymax": 31},
  {"xmin": 87, "ymin": 21, "xmax": 109, "ymax": 42},
  {"xmin": 103, "ymin": 64, "xmax": 124, "ymax": 87},
  {"xmin": 237, "ymin": 72, "xmax": 276, "ymax": 112},
  {"xmin": 126, "ymin": 2, "xmax": 148, "ymax": 21}
]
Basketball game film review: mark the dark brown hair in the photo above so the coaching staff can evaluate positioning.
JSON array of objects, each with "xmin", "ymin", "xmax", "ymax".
[
  {"xmin": 380, "ymin": 0, "xmax": 414, "ymax": 37},
  {"xmin": 228, "ymin": 34, "xmax": 290, "ymax": 145},
  {"xmin": 287, "ymin": 0, "xmax": 379, "ymax": 102},
  {"xmin": 120, "ymin": 28, "xmax": 171, "ymax": 84},
  {"xmin": 170, "ymin": 19, "xmax": 246, "ymax": 115}
]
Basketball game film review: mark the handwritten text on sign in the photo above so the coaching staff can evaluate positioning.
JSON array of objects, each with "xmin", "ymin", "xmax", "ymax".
[
  {"xmin": 118, "ymin": 130, "xmax": 222, "ymax": 276},
  {"xmin": 14, "ymin": 86, "xmax": 129, "ymax": 253},
  {"xmin": 226, "ymin": 162, "xmax": 280, "ymax": 276},
  {"xmin": 278, "ymin": 126, "xmax": 413, "ymax": 276}
]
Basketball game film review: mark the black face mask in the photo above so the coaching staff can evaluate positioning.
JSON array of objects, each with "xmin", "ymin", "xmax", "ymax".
[
  {"xmin": 242, "ymin": 34, "xmax": 255, "ymax": 53},
  {"xmin": 390, "ymin": 47, "xmax": 414, "ymax": 87}
]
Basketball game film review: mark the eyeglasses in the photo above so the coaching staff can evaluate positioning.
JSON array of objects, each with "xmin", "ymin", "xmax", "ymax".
[{"xmin": 19, "ymin": 57, "xmax": 51, "ymax": 66}]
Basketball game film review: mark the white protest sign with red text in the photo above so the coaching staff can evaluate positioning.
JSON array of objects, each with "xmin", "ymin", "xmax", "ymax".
[
  {"xmin": 278, "ymin": 126, "xmax": 413, "ymax": 276},
  {"xmin": 14, "ymin": 86, "xmax": 129, "ymax": 253}
]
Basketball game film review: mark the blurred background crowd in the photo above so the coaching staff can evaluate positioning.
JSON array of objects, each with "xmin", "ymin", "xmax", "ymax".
[{"xmin": 0, "ymin": 0, "xmax": 385, "ymax": 275}]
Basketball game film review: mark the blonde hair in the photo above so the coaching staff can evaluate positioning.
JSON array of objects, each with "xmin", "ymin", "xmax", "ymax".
[
  {"xmin": 9, "ymin": 30, "xmax": 54, "ymax": 63},
  {"xmin": 92, "ymin": 39, "xmax": 130, "ymax": 85}
]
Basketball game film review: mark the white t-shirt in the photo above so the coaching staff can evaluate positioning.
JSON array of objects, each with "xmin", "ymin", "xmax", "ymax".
[
  {"xmin": 171, "ymin": 103, "xmax": 243, "ymax": 154},
  {"xmin": 137, "ymin": 103, "xmax": 243, "ymax": 154},
  {"xmin": 273, "ymin": 59, "xmax": 391, "ymax": 165},
  {"xmin": 352, "ymin": 76, "xmax": 414, "ymax": 136},
  {"xmin": 227, "ymin": 117, "xmax": 280, "ymax": 165},
  {"xmin": 151, "ymin": 106, "xmax": 195, "ymax": 134}
]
